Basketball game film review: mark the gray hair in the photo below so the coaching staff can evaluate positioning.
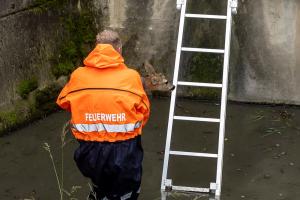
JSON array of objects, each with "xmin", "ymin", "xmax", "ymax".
[{"xmin": 96, "ymin": 29, "xmax": 122, "ymax": 51}]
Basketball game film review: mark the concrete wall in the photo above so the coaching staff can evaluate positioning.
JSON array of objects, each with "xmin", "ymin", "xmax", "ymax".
[
  {"xmin": 0, "ymin": 0, "xmax": 100, "ymax": 133},
  {"xmin": 101, "ymin": 0, "xmax": 179, "ymax": 78},
  {"xmin": 101, "ymin": 0, "xmax": 300, "ymax": 104},
  {"xmin": 1, "ymin": 0, "xmax": 300, "ymax": 133},
  {"xmin": 229, "ymin": 0, "xmax": 300, "ymax": 105},
  {"xmin": 0, "ymin": 0, "xmax": 61, "ymax": 108}
]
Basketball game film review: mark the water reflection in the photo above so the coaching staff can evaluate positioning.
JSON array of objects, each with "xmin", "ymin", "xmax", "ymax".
[{"xmin": 161, "ymin": 191, "xmax": 220, "ymax": 200}]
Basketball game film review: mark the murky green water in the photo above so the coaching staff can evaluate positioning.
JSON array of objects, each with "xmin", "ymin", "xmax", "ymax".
[{"xmin": 1, "ymin": 98, "xmax": 300, "ymax": 200}]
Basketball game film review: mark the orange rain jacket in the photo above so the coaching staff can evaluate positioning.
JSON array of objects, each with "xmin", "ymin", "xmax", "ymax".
[{"xmin": 56, "ymin": 44, "xmax": 150, "ymax": 142}]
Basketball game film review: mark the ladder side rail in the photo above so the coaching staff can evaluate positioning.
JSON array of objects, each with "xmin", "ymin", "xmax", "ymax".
[
  {"xmin": 215, "ymin": 0, "xmax": 234, "ymax": 196},
  {"xmin": 161, "ymin": 0, "xmax": 188, "ymax": 190}
]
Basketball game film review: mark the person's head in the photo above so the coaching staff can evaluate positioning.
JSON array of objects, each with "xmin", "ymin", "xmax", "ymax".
[{"xmin": 96, "ymin": 29, "xmax": 122, "ymax": 54}]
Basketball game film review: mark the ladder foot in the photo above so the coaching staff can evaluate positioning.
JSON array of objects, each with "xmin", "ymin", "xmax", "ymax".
[
  {"xmin": 176, "ymin": 0, "xmax": 183, "ymax": 10},
  {"xmin": 231, "ymin": 0, "xmax": 238, "ymax": 14},
  {"xmin": 162, "ymin": 179, "xmax": 173, "ymax": 192},
  {"xmin": 209, "ymin": 182, "xmax": 217, "ymax": 194}
]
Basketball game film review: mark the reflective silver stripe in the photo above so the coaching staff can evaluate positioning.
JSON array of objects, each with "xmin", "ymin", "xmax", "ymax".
[
  {"xmin": 121, "ymin": 192, "xmax": 132, "ymax": 200},
  {"xmin": 72, "ymin": 121, "xmax": 142, "ymax": 133}
]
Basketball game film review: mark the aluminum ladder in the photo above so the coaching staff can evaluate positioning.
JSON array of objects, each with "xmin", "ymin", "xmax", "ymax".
[{"xmin": 161, "ymin": 0, "xmax": 238, "ymax": 197}]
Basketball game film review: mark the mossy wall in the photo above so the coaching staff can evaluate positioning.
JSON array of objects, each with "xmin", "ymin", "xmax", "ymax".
[
  {"xmin": 0, "ymin": 0, "xmax": 227, "ymax": 134},
  {"xmin": 0, "ymin": 0, "xmax": 101, "ymax": 135},
  {"xmin": 175, "ymin": 0, "xmax": 227, "ymax": 100},
  {"xmin": 2, "ymin": 0, "xmax": 300, "ymax": 134}
]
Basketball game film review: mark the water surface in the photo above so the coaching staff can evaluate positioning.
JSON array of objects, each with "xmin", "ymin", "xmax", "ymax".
[{"xmin": 1, "ymin": 98, "xmax": 300, "ymax": 199}]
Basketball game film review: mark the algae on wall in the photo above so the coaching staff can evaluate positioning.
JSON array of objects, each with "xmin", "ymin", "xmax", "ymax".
[
  {"xmin": 3, "ymin": 0, "xmax": 300, "ymax": 134},
  {"xmin": 175, "ymin": 0, "xmax": 227, "ymax": 100},
  {"xmin": 0, "ymin": 0, "xmax": 101, "ymax": 135}
]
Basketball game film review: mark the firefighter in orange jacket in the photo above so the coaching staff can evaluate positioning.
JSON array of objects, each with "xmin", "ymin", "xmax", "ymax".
[{"xmin": 56, "ymin": 30, "xmax": 150, "ymax": 200}]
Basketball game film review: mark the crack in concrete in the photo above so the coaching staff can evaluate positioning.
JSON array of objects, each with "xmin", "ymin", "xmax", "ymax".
[{"xmin": 0, "ymin": 3, "xmax": 50, "ymax": 19}]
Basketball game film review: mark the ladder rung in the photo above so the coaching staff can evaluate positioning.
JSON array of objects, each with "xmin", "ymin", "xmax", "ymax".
[
  {"xmin": 170, "ymin": 151, "xmax": 218, "ymax": 158},
  {"xmin": 185, "ymin": 13, "xmax": 227, "ymax": 20},
  {"xmin": 172, "ymin": 185, "xmax": 210, "ymax": 193},
  {"xmin": 174, "ymin": 116, "xmax": 220, "ymax": 123},
  {"xmin": 177, "ymin": 81, "xmax": 222, "ymax": 88},
  {"xmin": 181, "ymin": 47, "xmax": 225, "ymax": 54}
]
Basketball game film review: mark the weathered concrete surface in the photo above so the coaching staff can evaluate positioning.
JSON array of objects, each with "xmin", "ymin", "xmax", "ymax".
[
  {"xmin": 1, "ymin": 0, "xmax": 299, "ymax": 107},
  {"xmin": 0, "ymin": 6, "xmax": 61, "ymax": 108},
  {"xmin": 1, "ymin": 0, "xmax": 300, "ymax": 134},
  {"xmin": 102, "ymin": 0, "xmax": 179, "ymax": 78},
  {"xmin": 0, "ymin": 0, "xmax": 100, "ymax": 134},
  {"xmin": 229, "ymin": 0, "xmax": 300, "ymax": 105},
  {"xmin": 0, "ymin": 0, "xmax": 34, "ymax": 18},
  {"xmin": 102, "ymin": 0, "xmax": 300, "ymax": 104}
]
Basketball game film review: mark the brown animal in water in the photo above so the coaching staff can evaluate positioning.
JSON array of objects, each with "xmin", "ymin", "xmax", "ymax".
[{"xmin": 139, "ymin": 61, "xmax": 175, "ymax": 95}]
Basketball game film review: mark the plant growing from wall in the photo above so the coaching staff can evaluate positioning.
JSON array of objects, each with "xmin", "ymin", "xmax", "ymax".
[{"xmin": 17, "ymin": 78, "xmax": 39, "ymax": 99}]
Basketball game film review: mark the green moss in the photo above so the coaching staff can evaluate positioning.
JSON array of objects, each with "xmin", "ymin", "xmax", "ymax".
[
  {"xmin": 0, "ymin": 82, "xmax": 64, "ymax": 135},
  {"xmin": 189, "ymin": 88, "xmax": 221, "ymax": 100},
  {"xmin": 34, "ymin": 84, "xmax": 61, "ymax": 114},
  {"xmin": 187, "ymin": 54, "xmax": 223, "ymax": 99},
  {"xmin": 17, "ymin": 78, "xmax": 38, "ymax": 99},
  {"xmin": 51, "ymin": 7, "xmax": 97, "ymax": 78},
  {"xmin": 189, "ymin": 54, "xmax": 223, "ymax": 83},
  {"xmin": 61, "ymin": 41, "xmax": 78, "ymax": 61},
  {"xmin": 0, "ymin": 111, "xmax": 18, "ymax": 126},
  {"xmin": 31, "ymin": 0, "xmax": 97, "ymax": 79},
  {"xmin": 51, "ymin": 61, "xmax": 75, "ymax": 78},
  {"xmin": 1, "ymin": 1, "xmax": 99, "ymax": 135},
  {"xmin": 0, "ymin": 109, "xmax": 26, "ymax": 135}
]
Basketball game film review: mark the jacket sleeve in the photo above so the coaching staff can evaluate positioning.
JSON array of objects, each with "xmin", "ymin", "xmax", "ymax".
[
  {"xmin": 135, "ymin": 74, "xmax": 150, "ymax": 127},
  {"xmin": 56, "ymin": 80, "xmax": 71, "ymax": 112}
]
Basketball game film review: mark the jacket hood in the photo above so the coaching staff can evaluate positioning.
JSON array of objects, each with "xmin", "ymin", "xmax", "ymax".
[{"xmin": 83, "ymin": 44, "xmax": 124, "ymax": 69}]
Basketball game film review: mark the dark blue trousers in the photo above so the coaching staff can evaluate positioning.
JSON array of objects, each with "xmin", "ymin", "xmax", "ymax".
[{"xmin": 74, "ymin": 136, "xmax": 143, "ymax": 200}]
